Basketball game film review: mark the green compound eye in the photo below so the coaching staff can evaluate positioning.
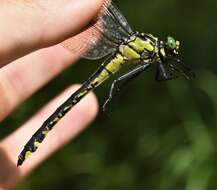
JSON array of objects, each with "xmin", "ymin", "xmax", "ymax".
[{"xmin": 166, "ymin": 36, "xmax": 176, "ymax": 49}]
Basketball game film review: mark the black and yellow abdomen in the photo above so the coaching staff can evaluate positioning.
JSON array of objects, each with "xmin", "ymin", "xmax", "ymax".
[
  {"xmin": 17, "ymin": 53, "xmax": 125, "ymax": 166},
  {"xmin": 92, "ymin": 54, "xmax": 125, "ymax": 87}
]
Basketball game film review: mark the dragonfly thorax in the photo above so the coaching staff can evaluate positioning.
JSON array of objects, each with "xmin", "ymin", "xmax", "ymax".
[{"xmin": 118, "ymin": 34, "xmax": 157, "ymax": 62}]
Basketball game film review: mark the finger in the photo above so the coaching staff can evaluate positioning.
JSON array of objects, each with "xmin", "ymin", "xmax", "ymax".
[
  {"xmin": 0, "ymin": 85, "xmax": 98, "ymax": 189},
  {"xmin": 0, "ymin": 45, "xmax": 78, "ymax": 121},
  {"xmin": 0, "ymin": 0, "xmax": 104, "ymax": 66}
]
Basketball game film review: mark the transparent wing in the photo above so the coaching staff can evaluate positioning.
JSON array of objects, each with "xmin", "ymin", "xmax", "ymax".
[
  {"xmin": 62, "ymin": 1, "xmax": 134, "ymax": 60},
  {"xmin": 62, "ymin": 25, "xmax": 117, "ymax": 60},
  {"xmin": 168, "ymin": 62, "xmax": 195, "ymax": 80},
  {"xmin": 156, "ymin": 61, "xmax": 195, "ymax": 80},
  {"xmin": 99, "ymin": 3, "xmax": 133, "ymax": 42}
]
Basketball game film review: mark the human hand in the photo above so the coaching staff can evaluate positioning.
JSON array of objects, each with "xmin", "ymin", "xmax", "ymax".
[{"xmin": 0, "ymin": 0, "xmax": 103, "ymax": 189}]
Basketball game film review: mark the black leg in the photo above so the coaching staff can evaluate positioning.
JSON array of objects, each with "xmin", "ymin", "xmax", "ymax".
[
  {"xmin": 103, "ymin": 63, "xmax": 150, "ymax": 111},
  {"xmin": 156, "ymin": 63, "xmax": 178, "ymax": 81}
]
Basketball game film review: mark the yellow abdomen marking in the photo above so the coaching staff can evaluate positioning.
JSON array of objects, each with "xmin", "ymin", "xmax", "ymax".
[
  {"xmin": 77, "ymin": 89, "xmax": 89, "ymax": 98},
  {"xmin": 106, "ymin": 54, "xmax": 124, "ymax": 73},
  {"xmin": 42, "ymin": 129, "xmax": 49, "ymax": 137},
  {"xmin": 92, "ymin": 70, "xmax": 110, "ymax": 87},
  {"xmin": 92, "ymin": 54, "xmax": 124, "ymax": 87},
  {"xmin": 34, "ymin": 141, "xmax": 41, "ymax": 148},
  {"xmin": 24, "ymin": 151, "xmax": 32, "ymax": 160}
]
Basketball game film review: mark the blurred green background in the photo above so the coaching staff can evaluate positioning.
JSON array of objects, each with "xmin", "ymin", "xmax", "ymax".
[{"xmin": 1, "ymin": 0, "xmax": 217, "ymax": 189}]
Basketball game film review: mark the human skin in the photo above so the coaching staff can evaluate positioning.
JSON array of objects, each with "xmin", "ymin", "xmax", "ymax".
[{"xmin": 0, "ymin": 0, "xmax": 104, "ymax": 189}]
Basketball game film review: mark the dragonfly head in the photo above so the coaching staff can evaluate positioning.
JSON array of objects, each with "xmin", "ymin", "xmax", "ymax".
[
  {"xmin": 165, "ymin": 36, "xmax": 180, "ymax": 55},
  {"xmin": 159, "ymin": 36, "xmax": 180, "ymax": 58},
  {"xmin": 159, "ymin": 36, "xmax": 180, "ymax": 62},
  {"xmin": 158, "ymin": 36, "xmax": 195, "ymax": 80}
]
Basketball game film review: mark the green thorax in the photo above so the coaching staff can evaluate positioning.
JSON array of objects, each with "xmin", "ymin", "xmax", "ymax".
[{"xmin": 119, "ymin": 35, "xmax": 156, "ymax": 60}]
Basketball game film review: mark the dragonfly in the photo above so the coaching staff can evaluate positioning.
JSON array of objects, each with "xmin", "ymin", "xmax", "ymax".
[{"xmin": 17, "ymin": 1, "xmax": 195, "ymax": 166}]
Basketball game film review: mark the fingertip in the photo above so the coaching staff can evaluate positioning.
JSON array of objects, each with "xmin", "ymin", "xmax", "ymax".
[{"xmin": 0, "ymin": 0, "xmax": 106, "ymax": 66}]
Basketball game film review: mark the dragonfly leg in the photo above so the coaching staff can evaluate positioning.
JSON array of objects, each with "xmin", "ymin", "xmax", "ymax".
[
  {"xmin": 103, "ymin": 63, "xmax": 150, "ymax": 111},
  {"xmin": 155, "ymin": 62, "xmax": 178, "ymax": 81}
]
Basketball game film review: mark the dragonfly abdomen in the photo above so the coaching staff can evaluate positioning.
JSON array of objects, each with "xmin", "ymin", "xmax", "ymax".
[
  {"xmin": 17, "ymin": 54, "xmax": 125, "ymax": 166},
  {"xmin": 17, "ymin": 85, "xmax": 97, "ymax": 166},
  {"xmin": 17, "ymin": 90, "xmax": 87, "ymax": 166}
]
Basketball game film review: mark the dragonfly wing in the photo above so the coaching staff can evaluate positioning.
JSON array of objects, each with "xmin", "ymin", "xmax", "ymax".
[
  {"xmin": 98, "ymin": 3, "xmax": 133, "ymax": 42},
  {"xmin": 62, "ymin": 25, "xmax": 117, "ymax": 60},
  {"xmin": 169, "ymin": 62, "xmax": 195, "ymax": 80},
  {"xmin": 62, "ymin": 1, "xmax": 134, "ymax": 60},
  {"xmin": 157, "ymin": 61, "xmax": 195, "ymax": 80}
]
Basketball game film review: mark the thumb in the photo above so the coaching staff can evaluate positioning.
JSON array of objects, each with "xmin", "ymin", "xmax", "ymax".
[{"xmin": 0, "ymin": 0, "xmax": 104, "ymax": 66}]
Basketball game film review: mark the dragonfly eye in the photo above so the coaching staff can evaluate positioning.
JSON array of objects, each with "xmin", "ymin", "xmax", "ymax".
[
  {"xmin": 165, "ymin": 36, "xmax": 181, "ymax": 56},
  {"xmin": 166, "ymin": 36, "xmax": 176, "ymax": 50}
]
